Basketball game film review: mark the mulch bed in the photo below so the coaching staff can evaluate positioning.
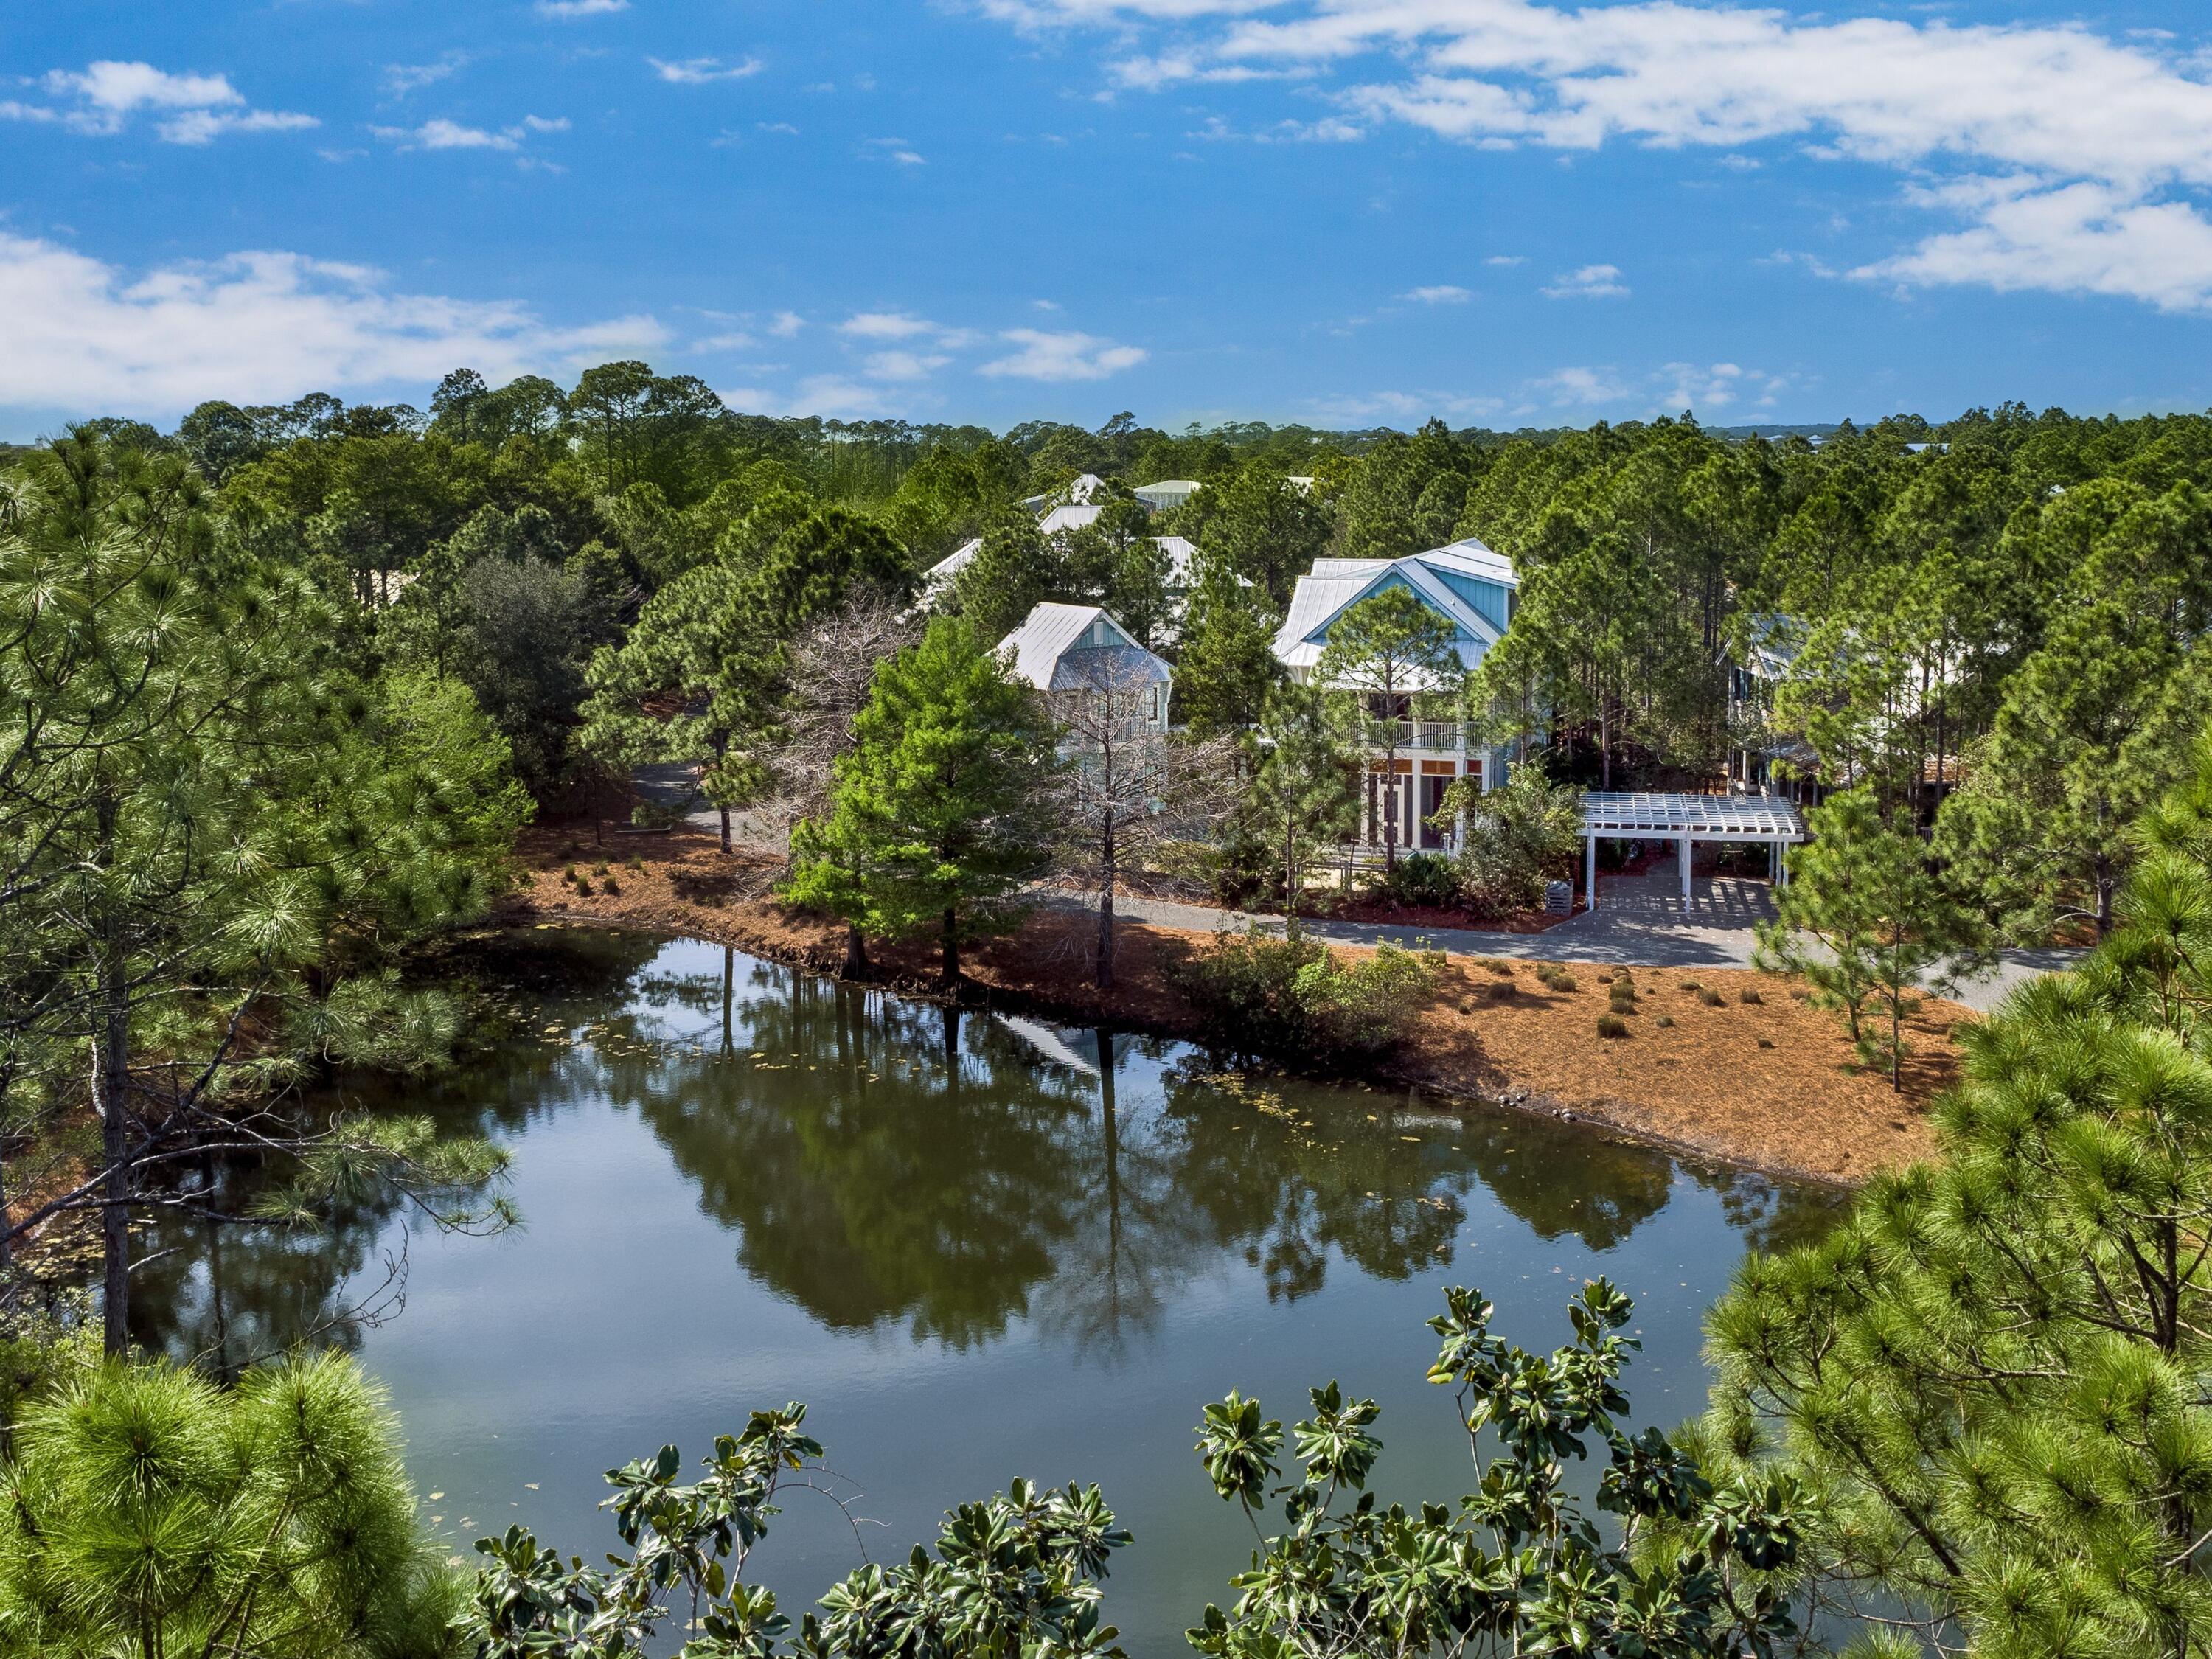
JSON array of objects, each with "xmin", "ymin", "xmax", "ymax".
[{"xmin": 510, "ymin": 824, "xmax": 1966, "ymax": 1186}]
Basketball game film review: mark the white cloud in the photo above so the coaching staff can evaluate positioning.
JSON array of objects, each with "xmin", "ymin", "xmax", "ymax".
[
  {"xmin": 977, "ymin": 328, "xmax": 1147, "ymax": 381},
  {"xmin": 717, "ymin": 375, "xmax": 917, "ymax": 420},
  {"xmin": 840, "ymin": 310, "xmax": 939, "ymax": 340},
  {"xmin": 650, "ymin": 56, "xmax": 765, "ymax": 84},
  {"xmin": 537, "ymin": 0, "xmax": 627, "ymax": 15},
  {"xmin": 373, "ymin": 115, "xmax": 567, "ymax": 153},
  {"xmin": 987, "ymin": 0, "xmax": 2212, "ymax": 311},
  {"xmin": 1541, "ymin": 262, "xmax": 1629, "ymax": 299},
  {"xmin": 1401, "ymin": 283, "xmax": 1472, "ymax": 303},
  {"xmin": 1856, "ymin": 176, "xmax": 2212, "ymax": 311},
  {"xmin": 0, "ymin": 232, "xmax": 666, "ymax": 417},
  {"xmin": 768, "ymin": 310, "xmax": 805, "ymax": 337},
  {"xmin": 1534, "ymin": 366, "xmax": 1632, "ymax": 405},
  {"xmin": 863, "ymin": 349, "xmax": 951, "ymax": 381},
  {"xmin": 1485, "ymin": 254, "xmax": 1526, "ymax": 266},
  {"xmin": 384, "ymin": 55, "xmax": 467, "ymax": 97},
  {"xmin": 11, "ymin": 60, "xmax": 316, "ymax": 143}
]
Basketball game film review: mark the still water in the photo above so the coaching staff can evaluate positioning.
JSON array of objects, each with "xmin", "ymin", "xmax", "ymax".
[{"xmin": 134, "ymin": 928, "xmax": 1838, "ymax": 1653}]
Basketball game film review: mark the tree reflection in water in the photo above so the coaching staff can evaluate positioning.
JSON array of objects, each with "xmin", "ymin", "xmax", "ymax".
[{"xmin": 131, "ymin": 929, "xmax": 1842, "ymax": 1374}]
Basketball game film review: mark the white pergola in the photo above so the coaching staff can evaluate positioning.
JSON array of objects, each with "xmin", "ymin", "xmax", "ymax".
[{"xmin": 1580, "ymin": 792, "xmax": 1806, "ymax": 908}]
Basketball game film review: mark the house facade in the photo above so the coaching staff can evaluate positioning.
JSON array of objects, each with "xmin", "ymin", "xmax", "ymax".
[
  {"xmin": 1272, "ymin": 537, "xmax": 1518, "ymax": 853},
  {"xmin": 996, "ymin": 602, "xmax": 1172, "ymax": 731}
]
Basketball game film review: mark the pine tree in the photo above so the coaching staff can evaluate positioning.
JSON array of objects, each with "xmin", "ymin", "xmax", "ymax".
[
  {"xmin": 1702, "ymin": 729, "xmax": 2212, "ymax": 1657},
  {"xmin": 786, "ymin": 616, "xmax": 1054, "ymax": 990},
  {"xmin": 1242, "ymin": 684, "xmax": 1357, "ymax": 918},
  {"xmin": 1314, "ymin": 587, "xmax": 1461, "ymax": 869},
  {"xmin": 1753, "ymin": 787, "xmax": 1976, "ymax": 1088}
]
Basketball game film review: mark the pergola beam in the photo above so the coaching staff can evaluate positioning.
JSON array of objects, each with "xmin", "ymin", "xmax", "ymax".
[{"xmin": 1579, "ymin": 792, "xmax": 1806, "ymax": 912}]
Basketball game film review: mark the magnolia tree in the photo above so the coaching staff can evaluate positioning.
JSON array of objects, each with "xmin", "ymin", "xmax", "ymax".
[{"xmin": 465, "ymin": 1285, "xmax": 1804, "ymax": 1659}]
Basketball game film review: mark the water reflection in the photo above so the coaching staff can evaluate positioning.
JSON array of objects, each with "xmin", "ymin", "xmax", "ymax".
[{"xmin": 134, "ymin": 928, "xmax": 1838, "ymax": 1374}]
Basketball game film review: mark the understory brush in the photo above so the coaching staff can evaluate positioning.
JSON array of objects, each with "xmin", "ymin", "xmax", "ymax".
[{"xmin": 1171, "ymin": 925, "xmax": 1441, "ymax": 1066}]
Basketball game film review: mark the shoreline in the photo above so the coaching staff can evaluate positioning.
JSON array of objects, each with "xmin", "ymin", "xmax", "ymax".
[{"xmin": 507, "ymin": 827, "xmax": 1967, "ymax": 1187}]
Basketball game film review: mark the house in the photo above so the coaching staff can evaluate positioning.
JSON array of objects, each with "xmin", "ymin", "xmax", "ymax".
[
  {"xmin": 1133, "ymin": 479, "xmax": 1200, "ymax": 512},
  {"xmin": 997, "ymin": 602, "xmax": 1172, "ymax": 731},
  {"xmin": 1019, "ymin": 473, "xmax": 1110, "ymax": 514},
  {"xmin": 920, "ymin": 531, "xmax": 1200, "ymax": 628},
  {"xmin": 1272, "ymin": 537, "xmax": 1519, "ymax": 852}
]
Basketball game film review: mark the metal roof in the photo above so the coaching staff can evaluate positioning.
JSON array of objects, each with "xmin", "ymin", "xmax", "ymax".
[
  {"xmin": 996, "ymin": 602, "xmax": 1171, "ymax": 692},
  {"xmin": 1039, "ymin": 504, "xmax": 1104, "ymax": 535},
  {"xmin": 1581, "ymin": 792, "xmax": 1806, "ymax": 840},
  {"xmin": 1272, "ymin": 537, "xmax": 1517, "ymax": 681}
]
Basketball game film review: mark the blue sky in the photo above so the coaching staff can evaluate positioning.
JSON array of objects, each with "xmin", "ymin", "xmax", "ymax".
[{"xmin": 4, "ymin": 0, "xmax": 2211, "ymax": 437}]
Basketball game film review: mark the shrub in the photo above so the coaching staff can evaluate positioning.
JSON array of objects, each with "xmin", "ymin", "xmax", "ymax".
[
  {"xmin": 601, "ymin": 876, "xmax": 622, "ymax": 896},
  {"xmin": 1172, "ymin": 925, "xmax": 1440, "ymax": 1065},
  {"xmin": 1739, "ymin": 987, "xmax": 1764, "ymax": 1005},
  {"xmin": 1700, "ymin": 987, "xmax": 1725, "ymax": 1006},
  {"xmin": 593, "ymin": 861, "xmax": 610, "ymax": 877},
  {"xmin": 1537, "ymin": 966, "xmax": 1579, "ymax": 993},
  {"xmin": 627, "ymin": 855, "xmax": 645, "ymax": 873},
  {"xmin": 561, "ymin": 864, "xmax": 577, "ymax": 883},
  {"xmin": 1482, "ymin": 958, "xmax": 1515, "ymax": 976},
  {"xmin": 1609, "ymin": 983, "xmax": 1638, "ymax": 1009},
  {"xmin": 1486, "ymin": 980, "xmax": 1517, "ymax": 1001},
  {"xmin": 1367, "ymin": 851, "xmax": 1461, "ymax": 910},
  {"xmin": 1678, "ymin": 979, "xmax": 1701, "ymax": 992},
  {"xmin": 1756, "ymin": 1037, "xmax": 1775, "ymax": 1048},
  {"xmin": 1596, "ymin": 1013, "xmax": 1630, "ymax": 1038},
  {"xmin": 1438, "ymin": 768, "xmax": 1585, "ymax": 918},
  {"xmin": 1655, "ymin": 1013, "xmax": 1675, "ymax": 1028},
  {"xmin": 574, "ymin": 876, "xmax": 594, "ymax": 897}
]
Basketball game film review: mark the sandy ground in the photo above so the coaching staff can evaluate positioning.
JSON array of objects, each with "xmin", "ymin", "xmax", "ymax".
[{"xmin": 516, "ymin": 827, "xmax": 1966, "ymax": 1185}]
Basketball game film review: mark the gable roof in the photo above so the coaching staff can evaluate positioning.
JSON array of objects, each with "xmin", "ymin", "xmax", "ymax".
[
  {"xmin": 1038, "ymin": 504, "xmax": 1103, "ymax": 535},
  {"xmin": 997, "ymin": 602, "xmax": 1172, "ymax": 693},
  {"xmin": 1272, "ymin": 536, "xmax": 1518, "ymax": 678}
]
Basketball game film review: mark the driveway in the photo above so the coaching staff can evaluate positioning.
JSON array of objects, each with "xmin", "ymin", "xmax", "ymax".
[{"xmin": 1068, "ymin": 853, "xmax": 2077, "ymax": 1015}]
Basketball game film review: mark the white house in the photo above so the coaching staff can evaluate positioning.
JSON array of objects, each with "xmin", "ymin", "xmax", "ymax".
[
  {"xmin": 1272, "ymin": 537, "xmax": 1519, "ymax": 852},
  {"xmin": 1133, "ymin": 479, "xmax": 1200, "ymax": 512},
  {"xmin": 997, "ymin": 602, "xmax": 1172, "ymax": 731}
]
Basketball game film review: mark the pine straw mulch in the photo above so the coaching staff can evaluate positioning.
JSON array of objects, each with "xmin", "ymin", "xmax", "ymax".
[{"xmin": 509, "ymin": 824, "xmax": 1965, "ymax": 1186}]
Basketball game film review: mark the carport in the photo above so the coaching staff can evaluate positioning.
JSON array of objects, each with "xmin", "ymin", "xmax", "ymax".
[{"xmin": 1581, "ymin": 793, "xmax": 1806, "ymax": 909}]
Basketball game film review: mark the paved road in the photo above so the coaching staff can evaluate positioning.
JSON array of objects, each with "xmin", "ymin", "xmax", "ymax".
[{"xmin": 1054, "ymin": 855, "xmax": 2078, "ymax": 1015}]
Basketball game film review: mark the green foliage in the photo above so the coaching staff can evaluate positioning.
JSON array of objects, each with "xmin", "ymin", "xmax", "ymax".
[
  {"xmin": 1189, "ymin": 1282, "xmax": 1803, "ymax": 1659},
  {"xmin": 1755, "ymin": 787, "xmax": 1979, "ymax": 1087},
  {"xmin": 468, "ymin": 1404, "xmax": 1127, "ymax": 1659},
  {"xmin": 1703, "ymin": 728, "xmax": 2212, "ymax": 1658},
  {"xmin": 1229, "ymin": 683, "xmax": 1357, "ymax": 914},
  {"xmin": 0, "ymin": 1351, "xmax": 465, "ymax": 1658},
  {"xmin": 1172, "ymin": 926, "xmax": 1439, "ymax": 1066},
  {"xmin": 0, "ymin": 431, "xmax": 525, "ymax": 1350},
  {"xmin": 784, "ymin": 616, "xmax": 1055, "ymax": 987},
  {"xmin": 1368, "ymin": 849, "xmax": 1462, "ymax": 908},
  {"xmin": 1439, "ymin": 767, "xmax": 1585, "ymax": 919}
]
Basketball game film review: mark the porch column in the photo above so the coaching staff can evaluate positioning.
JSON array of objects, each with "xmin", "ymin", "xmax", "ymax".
[
  {"xmin": 1586, "ymin": 832, "xmax": 1598, "ymax": 911},
  {"xmin": 1453, "ymin": 751, "xmax": 1467, "ymax": 851},
  {"xmin": 1680, "ymin": 833, "xmax": 1693, "ymax": 902}
]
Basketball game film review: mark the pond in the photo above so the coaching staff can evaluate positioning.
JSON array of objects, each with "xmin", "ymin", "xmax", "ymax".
[{"xmin": 131, "ymin": 928, "xmax": 1841, "ymax": 1653}]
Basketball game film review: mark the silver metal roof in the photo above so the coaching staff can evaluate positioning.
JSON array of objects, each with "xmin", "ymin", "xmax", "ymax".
[{"xmin": 1581, "ymin": 792, "xmax": 1806, "ymax": 840}]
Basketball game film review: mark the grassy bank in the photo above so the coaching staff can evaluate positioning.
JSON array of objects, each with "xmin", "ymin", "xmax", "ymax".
[{"xmin": 510, "ymin": 826, "xmax": 1967, "ymax": 1185}]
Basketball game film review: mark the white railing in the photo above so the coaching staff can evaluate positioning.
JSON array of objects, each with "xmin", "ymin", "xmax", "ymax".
[{"xmin": 1388, "ymin": 720, "xmax": 1464, "ymax": 751}]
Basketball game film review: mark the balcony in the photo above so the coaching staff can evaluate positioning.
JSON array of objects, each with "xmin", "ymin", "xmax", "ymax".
[{"xmin": 1390, "ymin": 719, "xmax": 1466, "ymax": 751}]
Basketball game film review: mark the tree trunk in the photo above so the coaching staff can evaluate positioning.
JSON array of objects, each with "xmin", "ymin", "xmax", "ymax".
[
  {"xmin": 93, "ymin": 794, "xmax": 133, "ymax": 1359},
  {"xmin": 97, "ymin": 937, "xmax": 132, "ymax": 1359},
  {"xmin": 841, "ymin": 923, "xmax": 867, "ymax": 978},
  {"xmin": 1095, "ymin": 819, "xmax": 1116, "ymax": 992},
  {"xmin": 1284, "ymin": 815, "xmax": 1299, "ymax": 921},
  {"xmin": 941, "ymin": 908, "xmax": 959, "ymax": 992},
  {"xmin": 718, "ymin": 804, "xmax": 732, "ymax": 856}
]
